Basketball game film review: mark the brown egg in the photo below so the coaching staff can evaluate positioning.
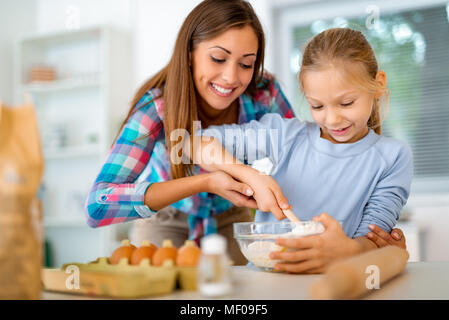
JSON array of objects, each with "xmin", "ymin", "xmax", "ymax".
[
  {"xmin": 110, "ymin": 239, "xmax": 136, "ymax": 264},
  {"xmin": 152, "ymin": 239, "xmax": 178, "ymax": 266},
  {"xmin": 130, "ymin": 240, "xmax": 158, "ymax": 265},
  {"xmin": 176, "ymin": 240, "xmax": 201, "ymax": 267}
]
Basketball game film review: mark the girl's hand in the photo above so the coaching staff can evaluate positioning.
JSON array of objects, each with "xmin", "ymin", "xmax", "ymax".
[
  {"xmin": 270, "ymin": 213, "xmax": 359, "ymax": 274},
  {"xmin": 206, "ymin": 171, "xmax": 258, "ymax": 209},
  {"xmin": 192, "ymin": 136, "xmax": 289, "ymax": 217},
  {"xmin": 242, "ymin": 170, "xmax": 290, "ymax": 220},
  {"xmin": 366, "ymin": 225, "xmax": 407, "ymax": 250}
]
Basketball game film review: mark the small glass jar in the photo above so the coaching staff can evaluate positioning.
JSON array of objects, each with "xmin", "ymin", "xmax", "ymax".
[{"xmin": 197, "ymin": 234, "xmax": 232, "ymax": 298}]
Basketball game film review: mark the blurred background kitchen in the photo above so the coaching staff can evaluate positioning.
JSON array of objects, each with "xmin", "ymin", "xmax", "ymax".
[{"xmin": 1, "ymin": 0, "xmax": 448, "ymax": 268}]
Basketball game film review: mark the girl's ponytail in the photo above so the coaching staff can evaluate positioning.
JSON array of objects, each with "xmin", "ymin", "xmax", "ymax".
[{"xmin": 368, "ymin": 98, "xmax": 382, "ymax": 135}]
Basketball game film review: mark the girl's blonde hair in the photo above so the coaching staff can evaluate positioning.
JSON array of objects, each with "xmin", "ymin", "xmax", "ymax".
[{"xmin": 298, "ymin": 28, "xmax": 388, "ymax": 134}]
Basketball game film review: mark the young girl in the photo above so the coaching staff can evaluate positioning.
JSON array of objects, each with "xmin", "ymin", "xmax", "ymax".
[{"xmin": 193, "ymin": 28, "xmax": 413, "ymax": 273}]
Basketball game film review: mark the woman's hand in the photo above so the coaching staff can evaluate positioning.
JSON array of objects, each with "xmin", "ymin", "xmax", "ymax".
[
  {"xmin": 366, "ymin": 225, "xmax": 406, "ymax": 250},
  {"xmin": 206, "ymin": 171, "xmax": 258, "ymax": 209},
  {"xmin": 269, "ymin": 213, "xmax": 359, "ymax": 274}
]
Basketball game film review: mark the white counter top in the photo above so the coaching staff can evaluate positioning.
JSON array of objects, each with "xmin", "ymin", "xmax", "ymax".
[{"xmin": 42, "ymin": 262, "xmax": 449, "ymax": 300}]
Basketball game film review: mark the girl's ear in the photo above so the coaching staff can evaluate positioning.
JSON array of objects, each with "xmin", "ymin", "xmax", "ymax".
[
  {"xmin": 189, "ymin": 52, "xmax": 192, "ymax": 67},
  {"xmin": 375, "ymin": 70, "xmax": 387, "ymax": 98}
]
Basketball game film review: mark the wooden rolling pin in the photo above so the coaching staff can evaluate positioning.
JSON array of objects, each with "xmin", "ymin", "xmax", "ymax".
[{"xmin": 309, "ymin": 246, "xmax": 409, "ymax": 299}]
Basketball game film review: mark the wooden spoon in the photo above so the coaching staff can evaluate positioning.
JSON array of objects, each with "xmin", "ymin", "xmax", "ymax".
[{"xmin": 282, "ymin": 208, "xmax": 300, "ymax": 223}]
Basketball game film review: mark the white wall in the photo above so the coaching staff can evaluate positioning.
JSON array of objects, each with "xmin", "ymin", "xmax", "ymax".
[
  {"xmin": 31, "ymin": 0, "xmax": 281, "ymax": 94},
  {"xmin": 405, "ymin": 196, "xmax": 449, "ymax": 261},
  {"xmin": 248, "ymin": 0, "xmax": 322, "ymax": 73},
  {"xmin": 132, "ymin": 0, "xmax": 202, "ymax": 88},
  {"xmin": 0, "ymin": 0, "xmax": 36, "ymax": 105},
  {"xmin": 132, "ymin": 0, "xmax": 276, "ymax": 88},
  {"xmin": 35, "ymin": 0, "xmax": 132, "ymax": 32}
]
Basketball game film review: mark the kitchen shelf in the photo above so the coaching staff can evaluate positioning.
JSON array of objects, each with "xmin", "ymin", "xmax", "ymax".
[
  {"xmin": 22, "ymin": 75, "xmax": 102, "ymax": 93},
  {"xmin": 14, "ymin": 25, "xmax": 133, "ymax": 267}
]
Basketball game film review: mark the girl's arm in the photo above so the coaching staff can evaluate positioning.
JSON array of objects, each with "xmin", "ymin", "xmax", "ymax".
[
  {"xmin": 188, "ymin": 113, "xmax": 305, "ymax": 220},
  {"xmin": 352, "ymin": 143, "xmax": 413, "ymax": 238},
  {"xmin": 190, "ymin": 135, "xmax": 290, "ymax": 220},
  {"xmin": 353, "ymin": 143, "xmax": 412, "ymax": 251},
  {"xmin": 354, "ymin": 236, "xmax": 378, "ymax": 252}
]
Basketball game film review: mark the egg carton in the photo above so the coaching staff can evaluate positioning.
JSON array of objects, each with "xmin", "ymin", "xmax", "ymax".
[
  {"xmin": 41, "ymin": 256, "xmax": 197, "ymax": 298},
  {"xmin": 177, "ymin": 266, "xmax": 197, "ymax": 291}
]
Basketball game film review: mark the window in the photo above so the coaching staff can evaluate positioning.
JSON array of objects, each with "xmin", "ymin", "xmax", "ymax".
[{"xmin": 277, "ymin": 0, "xmax": 449, "ymax": 194}]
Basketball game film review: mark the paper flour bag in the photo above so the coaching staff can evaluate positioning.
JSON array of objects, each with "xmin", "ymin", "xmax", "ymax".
[{"xmin": 0, "ymin": 101, "xmax": 44, "ymax": 299}]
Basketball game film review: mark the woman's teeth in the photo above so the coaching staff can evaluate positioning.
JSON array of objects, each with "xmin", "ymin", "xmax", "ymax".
[{"xmin": 211, "ymin": 83, "xmax": 233, "ymax": 94}]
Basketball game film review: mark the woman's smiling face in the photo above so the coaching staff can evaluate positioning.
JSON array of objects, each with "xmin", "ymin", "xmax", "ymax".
[
  {"xmin": 191, "ymin": 25, "xmax": 258, "ymax": 112},
  {"xmin": 303, "ymin": 65, "xmax": 382, "ymax": 144}
]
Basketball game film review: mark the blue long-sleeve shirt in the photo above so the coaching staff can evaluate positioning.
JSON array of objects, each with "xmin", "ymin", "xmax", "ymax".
[{"xmin": 202, "ymin": 113, "xmax": 414, "ymax": 238}]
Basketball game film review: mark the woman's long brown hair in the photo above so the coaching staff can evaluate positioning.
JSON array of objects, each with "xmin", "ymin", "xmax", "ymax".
[{"xmin": 115, "ymin": 0, "xmax": 268, "ymax": 179}]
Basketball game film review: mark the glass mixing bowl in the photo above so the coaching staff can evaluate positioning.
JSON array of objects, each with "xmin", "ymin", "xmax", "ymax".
[{"xmin": 233, "ymin": 221, "xmax": 325, "ymax": 272}]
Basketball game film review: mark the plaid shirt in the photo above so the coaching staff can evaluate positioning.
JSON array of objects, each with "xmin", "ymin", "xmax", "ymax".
[{"xmin": 85, "ymin": 77, "xmax": 294, "ymax": 241}]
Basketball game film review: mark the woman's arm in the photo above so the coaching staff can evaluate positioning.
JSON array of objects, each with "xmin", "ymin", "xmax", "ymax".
[
  {"xmin": 367, "ymin": 225, "xmax": 407, "ymax": 249},
  {"xmin": 85, "ymin": 93, "xmax": 164, "ymax": 227},
  {"xmin": 144, "ymin": 171, "xmax": 257, "ymax": 211},
  {"xmin": 143, "ymin": 173, "xmax": 210, "ymax": 211}
]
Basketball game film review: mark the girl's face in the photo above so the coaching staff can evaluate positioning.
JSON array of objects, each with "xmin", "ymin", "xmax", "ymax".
[
  {"xmin": 191, "ymin": 25, "xmax": 258, "ymax": 112},
  {"xmin": 303, "ymin": 65, "xmax": 384, "ymax": 144}
]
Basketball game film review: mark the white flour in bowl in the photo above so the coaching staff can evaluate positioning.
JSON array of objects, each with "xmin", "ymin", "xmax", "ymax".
[
  {"xmin": 241, "ymin": 222, "xmax": 325, "ymax": 269},
  {"xmin": 242, "ymin": 241, "xmax": 284, "ymax": 268},
  {"xmin": 283, "ymin": 222, "xmax": 325, "ymax": 238}
]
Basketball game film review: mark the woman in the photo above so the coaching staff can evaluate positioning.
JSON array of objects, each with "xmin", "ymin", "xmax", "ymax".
[
  {"xmin": 86, "ymin": 0, "xmax": 294, "ymax": 265},
  {"xmin": 85, "ymin": 0, "xmax": 404, "ymax": 265}
]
